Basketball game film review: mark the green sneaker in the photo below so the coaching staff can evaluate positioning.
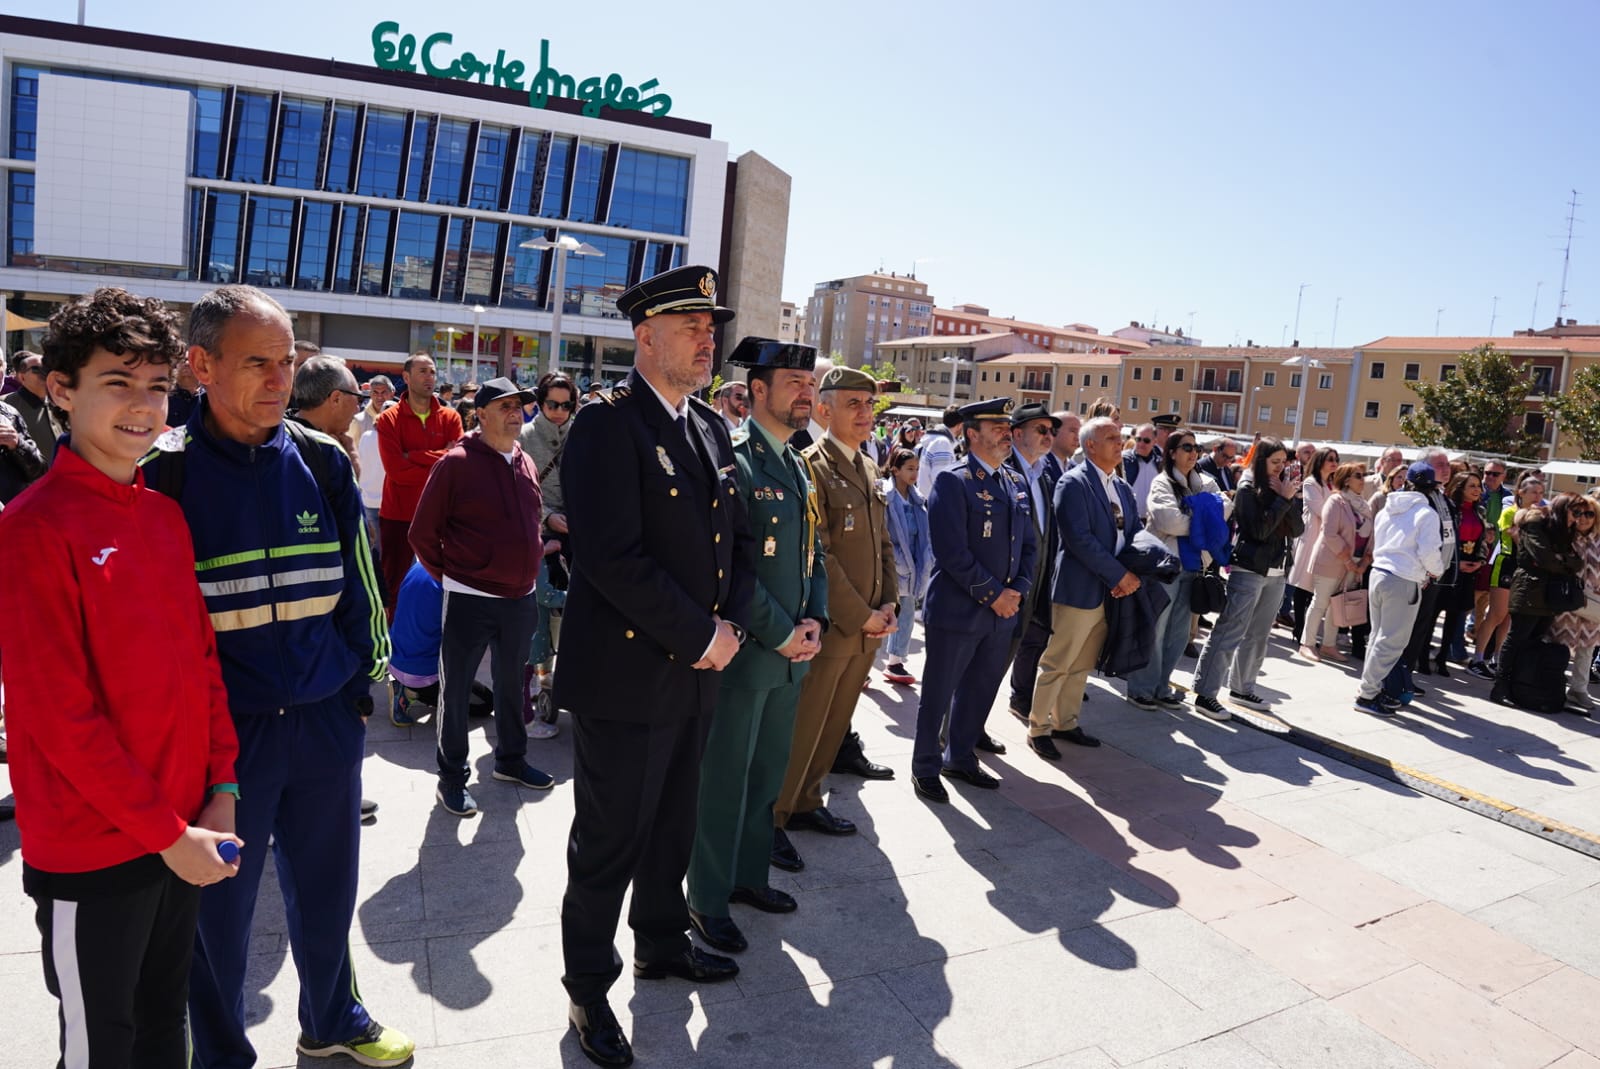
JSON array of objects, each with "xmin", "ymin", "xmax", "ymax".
[{"xmin": 297, "ymin": 1020, "xmax": 415, "ymax": 1067}]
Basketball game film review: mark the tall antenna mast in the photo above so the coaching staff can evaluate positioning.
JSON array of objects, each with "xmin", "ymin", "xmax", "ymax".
[
  {"xmin": 1531, "ymin": 280, "xmax": 1543, "ymax": 329},
  {"xmin": 1330, "ymin": 296, "xmax": 1342, "ymax": 347},
  {"xmin": 1489, "ymin": 296, "xmax": 1499, "ymax": 335},
  {"xmin": 1557, "ymin": 189, "xmax": 1581, "ymax": 326}
]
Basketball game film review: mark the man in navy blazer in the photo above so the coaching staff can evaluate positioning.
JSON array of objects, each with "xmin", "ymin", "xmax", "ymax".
[
  {"xmin": 910, "ymin": 398, "xmax": 1037, "ymax": 802},
  {"xmin": 1026, "ymin": 416, "xmax": 1142, "ymax": 760}
]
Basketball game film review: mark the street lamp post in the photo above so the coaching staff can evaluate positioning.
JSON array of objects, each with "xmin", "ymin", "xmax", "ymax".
[
  {"xmin": 518, "ymin": 234, "xmax": 605, "ymax": 378},
  {"xmin": 1282, "ymin": 355, "xmax": 1325, "ymax": 450},
  {"xmin": 470, "ymin": 303, "xmax": 485, "ymax": 384},
  {"xmin": 1248, "ymin": 384, "xmax": 1262, "ymax": 435}
]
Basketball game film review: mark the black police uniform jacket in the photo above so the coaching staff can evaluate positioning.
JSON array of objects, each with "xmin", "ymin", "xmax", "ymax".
[{"xmin": 553, "ymin": 371, "xmax": 757, "ymax": 721}]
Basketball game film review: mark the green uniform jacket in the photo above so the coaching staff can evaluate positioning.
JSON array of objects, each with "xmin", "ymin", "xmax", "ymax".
[{"xmin": 722, "ymin": 425, "xmax": 829, "ymax": 690}]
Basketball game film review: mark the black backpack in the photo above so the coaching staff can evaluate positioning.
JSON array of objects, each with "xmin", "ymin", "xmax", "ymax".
[{"xmin": 147, "ymin": 418, "xmax": 339, "ymax": 534}]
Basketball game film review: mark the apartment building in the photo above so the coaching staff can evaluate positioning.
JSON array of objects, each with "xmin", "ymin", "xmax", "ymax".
[
  {"xmin": 934, "ymin": 304, "xmax": 1145, "ymax": 355},
  {"xmin": 874, "ymin": 331, "xmax": 1044, "ymax": 405},
  {"xmin": 802, "ymin": 270, "xmax": 933, "ymax": 365},
  {"xmin": 973, "ymin": 352, "xmax": 1123, "ymax": 414}
]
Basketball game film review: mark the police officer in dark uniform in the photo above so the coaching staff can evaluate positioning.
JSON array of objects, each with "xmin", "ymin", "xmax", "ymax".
[
  {"xmin": 686, "ymin": 337, "xmax": 828, "ymax": 955},
  {"xmin": 556, "ymin": 265, "xmax": 757, "ymax": 1068},
  {"xmin": 911, "ymin": 397, "xmax": 1037, "ymax": 803}
]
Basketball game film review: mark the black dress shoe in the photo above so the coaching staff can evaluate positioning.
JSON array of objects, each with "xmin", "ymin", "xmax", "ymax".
[
  {"xmin": 1053, "ymin": 726, "xmax": 1101, "ymax": 747},
  {"xmin": 730, "ymin": 885, "xmax": 798, "ymax": 913},
  {"xmin": 688, "ymin": 909, "xmax": 747, "ymax": 954},
  {"xmin": 633, "ymin": 945, "xmax": 740, "ymax": 983},
  {"xmin": 832, "ymin": 754, "xmax": 895, "ymax": 779},
  {"xmin": 786, "ymin": 806, "xmax": 857, "ymax": 836},
  {"xmin": 974, "ymin": 733, "xmax": 1007, "ymax": 755},
  {"xmin": 1009, "ymin": 707, "xmax": 1031, "ymax": 725},
  {"xmin": 770, "ymin": 828, "xmax": 804, "ymax": 872},
  {"xmin": 912, "ymin": 775, "xmax": 949, "ymax": 803},
  {"xmin": 570, "ymin": 1000, "xmax": 633, "ymax": 1067},
  {"xmin": 360, "ymin": 798, "xmax": 378, "ymax": 817},
  {"xmin": 1028, "ymin": 735, "xmax": 1062, "ymax": 761},
  {"xmin": 941, "ymin": 766, "xmax": 1000, "ymax": 789}
]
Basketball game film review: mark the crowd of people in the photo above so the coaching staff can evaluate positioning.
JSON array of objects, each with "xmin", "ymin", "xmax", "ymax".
[{"xmin": 0, "ymin": 267, "xmax": 1596, "ymax": 1069}]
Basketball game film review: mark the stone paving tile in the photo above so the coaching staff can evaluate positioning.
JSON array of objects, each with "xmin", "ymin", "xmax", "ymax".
[
  {"xmin": 1125, "ymin": 1032, "xmax": 1283, "ymax": 1069},
  {"xmin": 1545, "ymin": 1052, "xmax": 1600, "ymax": 1069},
  {"xmin": 1241, "ymin": 785, "xmax": 1417, "ymax": 856},
  {"xmin": 1019, "ymin": 1049, "xmax": 1119, "ymax": 1069},
  {"xmin": 1120, "ymin": 844, "xmax": 1295, "ymax": 923},
  {"xmin": 1152, "ymin": 799, "xmax": 1319, "ymax": 861},
  {"xmin": 1496, "ymin": 966, "xmax": 1600, "ymax": 1056},
  {"xmin": 1477, "ymin": 882, "xmax": 1600, "ymax": 977},
  {"xmin": 1352, "ymin": 828, "xmax": 1563, "ymax": 913},
  {"xmin": 1334, "ymin": 963, "xmax": 1574, "ymax": 1069},
  {"xmin": 1362, "ymin": 901, "xmax": 1562, "ymax": 999},
  {"xmin": 1246, "ymin": 844, "xmax": 1427, "ymax": 926},
  {"xmin": 1233, "ymin": 998, "xmax": 1430, "ymax": 1069},
  {"xmin": 1209, "ymin": 897, "xmax": 1412, "ymax": 999}
]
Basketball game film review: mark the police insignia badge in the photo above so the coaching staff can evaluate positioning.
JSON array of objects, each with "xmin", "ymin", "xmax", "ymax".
[
  {"xmin": 763, "ymin": 536, "xmax": 777, "ymax": 557},
  {"xmin": 657, "ymin": 445, "xmax": 675, "ymax": 476},
  {"xmin": 699, "ymin": 272, "xmax": 716, "ymax": 298}
]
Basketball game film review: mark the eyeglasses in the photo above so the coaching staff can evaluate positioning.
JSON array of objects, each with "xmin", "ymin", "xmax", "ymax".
[
  {"xmin": 1137, "ymin": 436, "xmax": 1153, "ymax": 444},
  {"xmin": 543, "ymin": 399, "xmax": 575, "ymax": 411},
  {"xmin": 1174, "ymin": 443, "xmax": 1199, "ymax": 452},
  {"xmin": 335, "ymin": 388, "xmax": 362, "ymax": 399},
  {"xmin": 21, "ymin": 364, "xmax": 44, "ymax": 376},
  {"xmin": 1485, "ymin": 470, "xmax": 1505, "ymax": 478},
  {"xmin": 1033, "ymin": 425, "xmax": 1055, "ymax": 436},
  {"xmin": 1575, "ymin": 509, "xmax": 1596, "ymax": 518}
]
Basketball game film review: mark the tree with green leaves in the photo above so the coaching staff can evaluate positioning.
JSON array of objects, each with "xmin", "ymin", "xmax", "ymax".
[
  {"xmin": 1544, "ymin": 364, "xmax": 1600, "ymax": 460},
  {"xmin": 1400, "ymin": 344, "xmax": 1540, "ymax": 456}
]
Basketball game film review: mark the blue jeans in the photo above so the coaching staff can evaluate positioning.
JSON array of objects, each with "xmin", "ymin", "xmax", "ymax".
[
  {"xmin": 1193, "ymin": 569, "xmax": 1285, "ymax": 699},
  {"xmin": 883, "ymin": 594, "xmax": 918, "ymax": 662},
  {"xmin": 1124, "ymin": 572, "xmax": 1196, "ymax": 700}
]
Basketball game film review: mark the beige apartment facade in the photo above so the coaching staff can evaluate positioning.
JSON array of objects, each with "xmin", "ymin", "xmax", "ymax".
[
  {"xmin": 974, "ymin": 352, "xmax": 1124, "ymax": 413},
  {"xmin": 933, "ymin": 304, "xmax": 1147, "ymax": 356},
  {"xmin": 874, "ymin": 331, "xmax": 1045, "ymax": 406},
  {"xmin": 803, "ymin": 270, "xmax": 934, "ymax": 366}
]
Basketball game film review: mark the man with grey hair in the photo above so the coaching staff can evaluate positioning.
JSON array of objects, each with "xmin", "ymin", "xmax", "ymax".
[
  {"xmin": 1120, "ymin": 421, "xmax": 1162, "ymax": 520},
  {"xmin": 290, "ymin": 355, "xmax": 363, "ymax": 472},
  {"xmin": 1020, "ymin": 416, "xmax": 1140, "ymax": 759}
]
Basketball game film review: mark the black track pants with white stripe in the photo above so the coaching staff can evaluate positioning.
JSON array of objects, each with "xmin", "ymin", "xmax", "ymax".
[{"xmin": 35, "ymin": 869, "xmax": 199, "ymax": 1069}]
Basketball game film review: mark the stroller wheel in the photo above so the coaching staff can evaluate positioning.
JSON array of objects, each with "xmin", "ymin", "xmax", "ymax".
[{"xmin": 536, "ymin": 689, "xmax": 558, "ymax": 724}]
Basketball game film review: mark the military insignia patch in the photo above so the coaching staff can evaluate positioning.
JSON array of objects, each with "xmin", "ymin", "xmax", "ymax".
[
  {"xmin": 699, "ymin": 272, "xmax": 716, "ymax": 298},
  {"xmin": 657, "ymin": 445, "xmax": 675, "ymax": 476}
]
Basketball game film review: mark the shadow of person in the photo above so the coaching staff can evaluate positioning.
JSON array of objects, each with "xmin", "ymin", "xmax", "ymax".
[
  {"xmin": 356, "ymin": 758, "xmax": 526, "ymax": 1011},
  {"xmin": 1393, "ymin": 699, "xmax": 1592, "ymax": 784}
]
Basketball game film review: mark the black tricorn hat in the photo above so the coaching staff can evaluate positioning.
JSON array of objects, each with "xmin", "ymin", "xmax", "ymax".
[
  {"xmin": 615, "ymin": 265, "xmax": 735, "ymax": 327},
  {"xmin": 726, "ymin": 336, "xmax": 818, "ymax": 371}
]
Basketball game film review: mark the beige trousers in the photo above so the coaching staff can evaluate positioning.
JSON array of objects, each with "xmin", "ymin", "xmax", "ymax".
[{"xmin": 1028, "ymin": 602, "xmax": 1107, "ymax": 737}]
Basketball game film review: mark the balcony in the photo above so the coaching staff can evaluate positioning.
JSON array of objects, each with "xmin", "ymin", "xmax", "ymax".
[{"xmin": 1020, "ymin": 374, "xmax": 1052, "ymax": 393}]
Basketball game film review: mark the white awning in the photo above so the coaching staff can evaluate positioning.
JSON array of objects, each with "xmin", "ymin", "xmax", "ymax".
[{"xmin": 1538, "ymin": 459, "xmax": 1600, "ymax": 477}]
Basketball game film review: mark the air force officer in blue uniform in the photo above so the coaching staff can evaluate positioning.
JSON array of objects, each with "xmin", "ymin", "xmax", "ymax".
[{"xmin": 911, "ymin": 398, "xmax": 1037, "ymax": 803}]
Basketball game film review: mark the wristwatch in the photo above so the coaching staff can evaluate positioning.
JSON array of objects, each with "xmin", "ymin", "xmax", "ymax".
[{"xmin": 728, "ymin": 622, "xmax": 747, "ymax": 645}]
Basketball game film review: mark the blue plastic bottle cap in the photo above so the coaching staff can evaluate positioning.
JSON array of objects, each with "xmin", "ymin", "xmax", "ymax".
[{"xmin": 218, "ymin": 841, "xmax": 240, "ymax": 863}]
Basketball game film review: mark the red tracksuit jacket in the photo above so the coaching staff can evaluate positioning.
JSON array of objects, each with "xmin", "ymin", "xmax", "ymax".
[{"xmin": 0, "ymin": 446, "xmax": 239, "ymax": 874}]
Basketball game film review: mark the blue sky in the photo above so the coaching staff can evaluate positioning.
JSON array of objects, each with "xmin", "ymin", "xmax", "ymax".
[{"xmin": 13, "ymin": 0, "xmax": 1598, "ymax": 346}]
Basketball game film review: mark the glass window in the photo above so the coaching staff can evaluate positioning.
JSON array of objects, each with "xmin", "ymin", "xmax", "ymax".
[
  {"xmin": 1318, "ymin": 372, "xmax": 1333, "ymax": 389},
  {"xmin": 358, "ymin": 208, "xmax": 393, "ymax": 296},
  {"xmin": 1364, "ymin": 401, "xmax": 1380, "ymax": 418},
  {"xmin": 296, "ymin": 201, "xmax": 334, "ymax": 290},
  {"xmin": 508, "ymin": 131, "xmax": 545, "ymax": 215},
  {"xmin": 187, "ymin": 189, "xmax": 205, "ymax": 280},
  {"xmin": 11, "ymin": 66, "xmax": 40, "ymax": 160},
  {"xmin": 1440, "ymin": 364, "xmax": 1456, "ymax": 381},
  {"xmin": 1152, "ymin": 367, "xmax": 1162, "ymax": 381},
  {"xmin": 356, "ymin": 108, "xmax": 406, "ymax": 198},
  {"xmin": 7, "ymin": 172, "xmax": 36, "ymax": 266},
  {"xmin": 567, "ymin": 141, "xmax": 607, "ymax": 223},
  {"xmin": 1100, "ymin": 375, "xmax": 1109, "ymax": 388},
  {"xmin": 430, "ymin": 119, "xmax": 473, "ymax": 206},
  {"xmin": 561, "ymin": 233, "xmax": 633, "ymax": 319},
  {"xmin": 641, "ymin": 240, "xmax": 683, "ymax": 278},
  {"xmin": 404, "ymin": 114, "xmax": 433, "ymax": 201},
  {"xmin": 203, "ymin": 192, "xmax": 245, "ymax": 283},
  {"xmin": 540, "ymin": 135, "xmax": 573, "ymax": 218},
  {"xmin": 1226, "ymin": 369, "xmax": 1241, "ymax": 391},
  {"xmin": 1370, "ymin": 362, "xmax": 1385, "ymax": 379},
  {"xmin": 1129, "ymin": 398, "xmax": 1139, "ymax": 411},
  {"xmin": 502, "ymin": 225, "xmax": 548, "ymax": 309},
  {"xmin": 324, "ymin": 103, "xmax": 359, "ymax": 194},
  {"xmin": 1262, "ymin": 371, "xmax": 1276, "ymax": 386},
  {"xmin": 1403, "ymin": 362, "xmax": 1420, "ymax": 381},
  {"xmin": 1258, "ymin": 405, "xmax": 1271, "ymax": 423},
  {"xmin": 242, "ymin": 195, "xmax": 293, "ymax": 288},
  {"xmin": 188, "ymin": 85, "xmax": 225, "ymax": 179},
  {"xmin": 439, "ymin": 217, "xmax": 468, "ymax": 302},
  {"xmin": 1199, "ymin": 401, "xmax": 1214, "ymax": 423},
  {"xmin": 228, "ymin": 91, "xmax": 274, "ymax": 184},
  {"xmin": 1284, "ymin": 407, "xmax": 1297, "ymax": 424},
  {"xmin": 1531, "ymin": 366, "xmax": 1555, "ymax": 394},
  {"xmin": 1313, "ymin": 409, "xmax": 1329, "ymax": 427},
  {"xmin": 608, "ymin": 148, "xmax": 689, "ymax": 235},
  {"xmin": 1132, "ymin": 367, "xmax": 1142, "ymax": 380},
  {"xmin": 273, "ymin": 98, "xmax": 324, "ymax": 190},
  {"xmin": 1221, "ymin": 402, "xmax": 1238, "ymax": 425},
  {"xmin": 1290, "ymin": 372, "xmax": 1303, "ymax": 388},
  {"xmin": 464, "ymin": 220, "xmax": 501, "ymax": 304},
  {"xmin": 391, "ymin": 212, "xmax": 442, "ymax": 300},
  {"xmin": 1398, "ymin": 403, "xmax": 1415, "ymax": 418},
  {"xmin": 469, "ymin": 124, "xmax": 511, "ymax": 210},
  {"xmin": 331, "ymin": 205, "xmax": 361, "ymax": 293}
]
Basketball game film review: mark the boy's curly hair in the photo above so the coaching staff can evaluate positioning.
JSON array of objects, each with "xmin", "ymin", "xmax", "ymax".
[{"xmin": 41, "ymin": 287, "xmax": 185, "ymax": 386}]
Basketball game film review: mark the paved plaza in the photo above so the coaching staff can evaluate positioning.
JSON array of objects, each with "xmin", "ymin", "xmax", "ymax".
[{"xmin": 5, "ymin": 626, "xmax": 1600, "ymax": 1068}]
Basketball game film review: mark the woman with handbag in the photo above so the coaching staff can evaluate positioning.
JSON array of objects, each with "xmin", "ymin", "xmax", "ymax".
[
  {"xmin": 1433, "ymin": 472, "xmax": 1489, "ymax": 673},
  {"xmin": 1287, "ymin": 447, "xmax": 1341, "ymax": 643},
  {"xmin": 1190, "ymin": 438, "xmax": 1303, "ymax": 719},
  {"xmin": 1470, "ymin": 475, "xmax": 1545, "ymax": 679},
  {"xmin": 1124, "ymin": 430, "xmax": 1231, "ymax": 709},
  {"xmin": 1300, "ymin": 462, "xmax": 1373, "ymax": 662},
  {"xmin": 1550, "ymin": 497, "xmax": 1600, "ymax": 710},
  {"xmin": 1491, "ymin": 493, "xmax": 1587, "ymax": 709}
]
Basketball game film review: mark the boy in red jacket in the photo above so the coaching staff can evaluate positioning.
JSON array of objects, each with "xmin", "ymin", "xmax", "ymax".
[{"xmin": 0, "ymin": 287, "xmax": 242, "ymax": 1067}]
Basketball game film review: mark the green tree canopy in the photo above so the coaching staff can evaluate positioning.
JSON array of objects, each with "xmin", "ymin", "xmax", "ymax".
[
  {"xmin": 1544, "ymin": 364, "xmax": 1600, "ymax": 460},
  {"xmin": 1399, "ymin": 344, "xmax": 1540, "ymax": 455}
]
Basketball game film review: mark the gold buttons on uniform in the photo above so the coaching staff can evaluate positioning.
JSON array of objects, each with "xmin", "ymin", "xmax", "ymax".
[
  {"xmin": 670, "ymin": 488, "xmax": 679, "ymax": 497},
  {"xmin": 625, "ymin": 629, "xmax": 635, "ymax": 639},
  {"xmin": 715, "ymin": 533, "xmax": 721, "ymax": 543},
  {"xmin": 718, "ymin": 569, "xmax": 724, "ymax": 578},
  {"xmin": 770, "ymin": 516, "xmax": 778, "ymax": 524}
]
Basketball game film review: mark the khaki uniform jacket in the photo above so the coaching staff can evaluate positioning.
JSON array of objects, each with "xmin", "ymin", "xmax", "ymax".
[{"xmin": 803, "ymin": 435, "xmax": 898, "ymax": 657}]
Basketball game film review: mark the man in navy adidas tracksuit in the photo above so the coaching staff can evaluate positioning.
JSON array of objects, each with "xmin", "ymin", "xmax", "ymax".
[{"xmin": 143, "ymin": 285, "xmax": 409, "ymax": 1069}]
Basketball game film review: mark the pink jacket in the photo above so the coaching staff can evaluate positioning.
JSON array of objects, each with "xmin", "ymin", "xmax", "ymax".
[{"xmin": 1308, "ymin": 490, "xmax": 1371, "ymax": 579}]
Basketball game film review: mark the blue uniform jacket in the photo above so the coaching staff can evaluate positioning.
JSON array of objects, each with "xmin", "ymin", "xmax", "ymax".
[
  {"xmin": 1052, "ymin": 460, "xmax": 1142, "ymax": 609},
  {"xmin": 924, "ymin": 456, "xmax": 1037, "ymax": 636},
  {"xmin": 142, "ymin": 398, "xmax": 389, "ymax": 716}
]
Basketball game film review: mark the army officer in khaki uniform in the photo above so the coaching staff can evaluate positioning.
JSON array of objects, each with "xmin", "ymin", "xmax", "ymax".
[
  {"xmin": 686, "ymin": 338, "xmax": 828, "ymax": 955},
  {"xmin": 772, "ymin": 365, "xmax": 898, "ymax": 873}
]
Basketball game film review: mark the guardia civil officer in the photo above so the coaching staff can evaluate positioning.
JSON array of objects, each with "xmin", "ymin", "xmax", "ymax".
[
  {"xmin": 686, "ymin": 338, "xmax": 827, "ymax": 955},
  {"xmin": 911, "ymin": 398, "xmax": 1037, "ymax": 802},
  {"xmin": 556, "ymin": 266, "xmax": 757, "ymax": 1068}
]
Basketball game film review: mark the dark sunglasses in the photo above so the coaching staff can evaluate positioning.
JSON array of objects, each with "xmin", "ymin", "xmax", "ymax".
[
  {"xmin": 1575, "ymin": 508, "xmax": 1596, "ymax": 518},
  {"xmin": 1137, "ymin": 436, "xmax": 1153, "ymax": 444},
  {"xmin": 22, "ymin": 364, "xmax": 44, "ymax": 376},
  {"xmin": 1032, "ymin": 424, "xmax": 1055, "ymax": 435},
  {"xmin": 543, "ymin": 399, "xmax": 575, "ymax": 411},
  {"xmin": 1173, "ymin": 443, "xmax": 1199, "ymax": 453}
]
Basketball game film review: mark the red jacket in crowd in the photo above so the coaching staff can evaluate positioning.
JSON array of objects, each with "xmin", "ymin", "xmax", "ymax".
[{"xmin": 375, "ymin": 395, "xmax": 463, "ymax": 522}]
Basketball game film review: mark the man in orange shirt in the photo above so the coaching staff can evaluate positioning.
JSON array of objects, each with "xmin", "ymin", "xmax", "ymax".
[{"xmin": 375, "ymin": 352, "xmax": 463, "ymax": 613}]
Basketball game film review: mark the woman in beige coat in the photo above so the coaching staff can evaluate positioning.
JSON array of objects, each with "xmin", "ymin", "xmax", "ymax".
[
  {"xmin": 1287, "ymin": 446, "xmax": 1341, "ymax": 642},
  {"xmin": 1301, "ymin": 463, "xmax": 1374, "ymax": 661}
]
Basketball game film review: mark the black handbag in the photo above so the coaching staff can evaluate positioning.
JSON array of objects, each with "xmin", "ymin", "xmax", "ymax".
[
  {"xmin": 1548, "ymin": 574, "xmax": 1587, "ymax": 613},
  {"xmin": 1191, "ymin": 566, "xmax": 1228, "ymax": 615}
]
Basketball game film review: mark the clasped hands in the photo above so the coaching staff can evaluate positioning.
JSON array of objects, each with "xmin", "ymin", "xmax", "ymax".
[
  {"xmin": 777, "ymin": 618, "xmax": 824, "ymax": 662},
  {"xmin": 862, "ymin": 603, "xmax": 898, "ymax": 638},
  {"xmin": 692, "ymin": 616, "xmax": 743, "ymax": 671}
]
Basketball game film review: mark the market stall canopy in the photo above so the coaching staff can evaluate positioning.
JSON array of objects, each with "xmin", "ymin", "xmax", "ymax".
[{"xmin": 5, "ymin": 310, "xmax": 48, "ymax": 331}]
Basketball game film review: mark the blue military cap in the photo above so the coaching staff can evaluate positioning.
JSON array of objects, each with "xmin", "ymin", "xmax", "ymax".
[
  {"xmin": 615, "ymin": 265, "xmax": 735, "ymax": 327},
  {"xmin": 726, "ymin": 336, "xmax": 817, "ymax": 370},
  {"xmin": 959, "ymin": 397, "xmax": 1014, "ymax": 423}
]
